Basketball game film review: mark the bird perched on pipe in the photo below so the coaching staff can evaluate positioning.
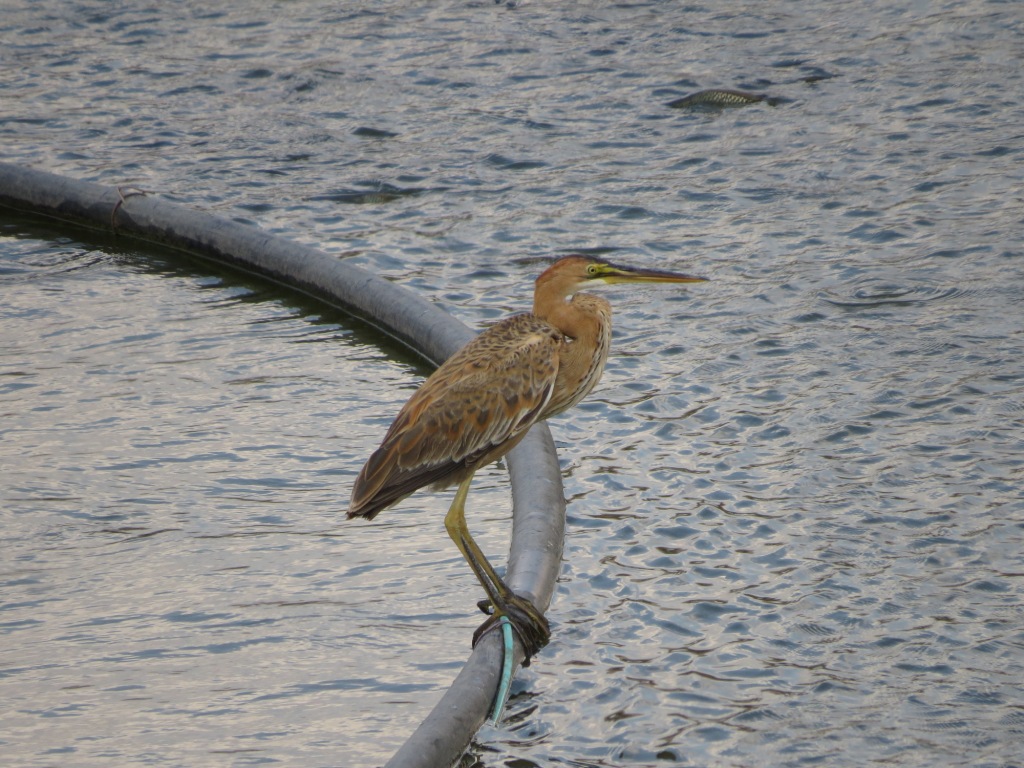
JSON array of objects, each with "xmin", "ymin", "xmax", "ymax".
[{"xmin": 348, "ymin": 255, "xmax": 707, "ymax": 660}]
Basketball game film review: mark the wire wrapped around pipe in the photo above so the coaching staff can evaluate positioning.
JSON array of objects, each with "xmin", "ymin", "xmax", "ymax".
[{"xmin": 0, "ymin": 161, "xmax": 567, "ymax": 768}]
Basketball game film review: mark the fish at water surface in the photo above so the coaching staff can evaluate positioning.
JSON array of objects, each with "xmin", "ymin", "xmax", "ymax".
[{"xmin": 667, "ymin": 88, "xmax": 777, "ymax": 109}]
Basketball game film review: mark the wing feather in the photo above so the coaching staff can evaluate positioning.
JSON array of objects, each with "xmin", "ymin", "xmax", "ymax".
[{"xmin": 348, "ymin": 314, "xmax": 561, "ymax": 519}]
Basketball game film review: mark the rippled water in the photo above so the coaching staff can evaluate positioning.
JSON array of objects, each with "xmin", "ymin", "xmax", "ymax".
[{"xmin": 2, "ymin": 2, "xmax": 1023, "ymax": 767}]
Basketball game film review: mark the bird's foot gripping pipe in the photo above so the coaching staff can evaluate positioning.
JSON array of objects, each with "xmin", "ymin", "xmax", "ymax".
[{"xmin": 472, "ymin": 592, "xmax": 550, "ymax": 665}]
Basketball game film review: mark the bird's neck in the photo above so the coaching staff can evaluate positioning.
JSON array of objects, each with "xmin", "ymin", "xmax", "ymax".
[
  {"xmin": 535, "ymin": 290, "xmax": 607, "ymax": 344},
  {"xmin": 535, "ymin": 292, "xmax": 613, "ymax": 416},
  {"xmin": 535, "ymin": 286, "xmax": 577, "ymax": 334}
]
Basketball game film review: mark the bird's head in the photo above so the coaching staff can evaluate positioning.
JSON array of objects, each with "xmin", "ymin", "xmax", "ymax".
[{"xmin": 537, "ymin": 255, "xmax": 707, "ymax": 297}]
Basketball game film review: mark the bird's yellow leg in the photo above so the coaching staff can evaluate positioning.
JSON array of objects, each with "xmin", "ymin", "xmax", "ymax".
[
  {"xmin": 444, "ymin": 475, "xmax": 551, "ymax": 660},
  {"xmin": 444, "ymin": 475, "xmax": 508, "ymax": 603}
]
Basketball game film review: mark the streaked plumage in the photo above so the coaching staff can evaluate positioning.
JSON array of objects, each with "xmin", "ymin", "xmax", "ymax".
[
  {"xmin": 348, "ymin": 255, "xmax": 706, "ymax": 658},
  {"xmin": 349, "ymin": 312, "xmax": 562, "ymax": 519}
]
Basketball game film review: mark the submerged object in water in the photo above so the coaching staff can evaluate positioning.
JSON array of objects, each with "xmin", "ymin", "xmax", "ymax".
[{"xmin": 667, "ymin": 88, "xmax": 772, "ymax": 109}]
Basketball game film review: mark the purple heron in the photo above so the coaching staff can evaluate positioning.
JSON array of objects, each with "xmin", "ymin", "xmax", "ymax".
[{"xmin": 348, "ymin": 256, "xmax": 707, "ymax": 658}]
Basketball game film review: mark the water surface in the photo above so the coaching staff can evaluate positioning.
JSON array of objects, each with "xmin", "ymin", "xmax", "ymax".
[{"xmin": 2, "ymin": 2, "xmax": 1022, "ymax": 767}]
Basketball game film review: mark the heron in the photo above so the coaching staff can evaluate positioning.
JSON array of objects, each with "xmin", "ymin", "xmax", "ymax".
[{"xmin": 348, "ymin": 255, "xmax": 707, "ymax": 659}]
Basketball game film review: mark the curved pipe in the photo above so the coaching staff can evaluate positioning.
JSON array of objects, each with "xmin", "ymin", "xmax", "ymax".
[{"xmin": 0, "ymin": 162, "xmax": 566, "ymax": 768}]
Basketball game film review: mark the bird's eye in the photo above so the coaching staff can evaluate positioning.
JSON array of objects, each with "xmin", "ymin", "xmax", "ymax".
[{"xmin": 586, "ymin": 264, "xmax": 600, "ymax": 276}]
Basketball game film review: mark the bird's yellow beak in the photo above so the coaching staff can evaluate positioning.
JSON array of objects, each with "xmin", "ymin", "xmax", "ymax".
[{"xmin": 594, "ymin": 261, "xmax": 708, "ymax": 285}]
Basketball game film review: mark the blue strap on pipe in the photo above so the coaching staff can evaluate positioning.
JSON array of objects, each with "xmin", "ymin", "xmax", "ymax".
[{"xmin": 489, "ymin": 617, "xmax": 515, "ymax": 724}]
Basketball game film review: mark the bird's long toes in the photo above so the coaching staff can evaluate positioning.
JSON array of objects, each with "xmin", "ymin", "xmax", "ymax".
[{"xmin": 471, "ymin": 594, "xmax": 550, "ymax": 665}]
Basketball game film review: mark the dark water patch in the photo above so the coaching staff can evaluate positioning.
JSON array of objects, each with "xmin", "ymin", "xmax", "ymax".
[
  {"xmin": 595, "ymin": 204, "xmax": 659, "ymax": 221},
  {"xmin": 735, "ymin": 186, "xmax": 786, "ymax": 202},
  {"xmin": 821, "ymin": 283, "xmax": 964, "ymax": 309},
  {"xmin": 975, "ymin": 145, "xmax": 1015, "ymax": 158},
  {"xmin": 0, "ymin": 246, "xmax": 109, "ymax": 280},
  {"xmin": 842, "ymin": 207, "xmax": 882, "ymax": 218},
  {"xmin": 840, "ymin": 222, "xmax": 908, "ymax": 243},
  {"xmin": 311, "ymin": 183, "xmax": 435, "ymax": 204},
  {"xmin": 792, "ymin": 311, "xmax": 827, "ymax": 323},
  {"xmin": 162, "ymin": 610, "xmax": 236, "ymax": 625},
  {"xmin": 586, "ymin": 138, "xmax": 655, "ymax": 149},
  {"xmin": 725, "ymin": 30, "xmax": 774, "ymax": 40},
  {"xmin": 904, "ymin": 97, "xmax": 957, "ymax": 112},
  {"xmin": 928, "ymin": 245, "xmax": 990, "ymax": 260},
  {"xmin": 223, "ymin": 19, "xmax": 269, "ymax": 30},
  {"xmin": 353, "ymin": 126, "xmax": 399, "ymax": 138},
  {"xmin": 484, "ymin": 153, "xmax": 547, "ymax": 171},
  {"xmin": 771, "ymin": 58, "xmax": 808, "ymax": 69},
  {"xmin": 159, "ymin": 83, "xmax": 222, "ymax": 97},
  {"xmin": 671, "ymin": 135, "xmax": 718, "ymax": 149},
  {"xmin": 797, "ymin": 68, "xmax": 834, "ymax": 84},
  {"xmin": 238, "ymin": 202, "xmax": 275, "ymax": 213},
  {"xmin": 104, "ymin": 527, "xmax": 182, "ymax": 544},
  {"xmin": 893, "ymin": 663, "xmax": 955, "ymax": 675}
]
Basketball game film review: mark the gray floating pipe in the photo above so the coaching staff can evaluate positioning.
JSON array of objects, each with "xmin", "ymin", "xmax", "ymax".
[{"xmin": 0, "ymin": 162, "xmax": 566, "ymax": 768}]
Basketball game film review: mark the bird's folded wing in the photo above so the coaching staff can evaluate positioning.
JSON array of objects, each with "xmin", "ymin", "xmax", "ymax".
[{"xmin": 349, "ymin": 315, "xmax": 561, "ymax": 518}]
